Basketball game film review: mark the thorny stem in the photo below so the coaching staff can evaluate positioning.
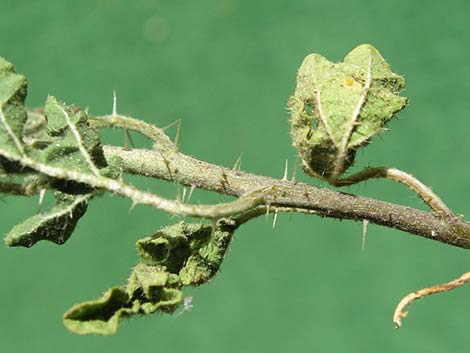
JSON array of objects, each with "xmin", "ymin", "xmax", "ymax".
[
  {"xmin": 4, "ymin": 104, "xmax": 470, "ymax": 331},
  {"xmin": 232, "ymin": 205, "xmax": 321, "ymax": 227},
  {"xmin": 101, "ymin": 145, "xmax": 470, "ymax": 249},
  {"xmin": 89, "ymin": 114, "xmax": 176, "ymax": 152},
  {"xmin": 0, "ymin": 149, "xmax": 274, "ymax": 220},
  {"xmin": 4, "ymin": 111, "xmax": 469, "ymax": 247},
  {"xmin": 82, "ymin": 112, "xmax": 455, "ymax": 225},
  {"xmin": 393, "ymin": 272, "xmax": 470, "ymax": 328}
]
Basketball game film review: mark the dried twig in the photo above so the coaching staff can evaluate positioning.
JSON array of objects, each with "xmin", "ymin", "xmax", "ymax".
[{"xmin": 393, "ymin": 272, "xmax": 470, "ymax": 328}]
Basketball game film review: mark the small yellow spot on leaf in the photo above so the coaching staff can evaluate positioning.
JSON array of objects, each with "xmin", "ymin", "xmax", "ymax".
[{"xmin": 345, "ymin": 76, "xmax": 354, "ymax": 87}]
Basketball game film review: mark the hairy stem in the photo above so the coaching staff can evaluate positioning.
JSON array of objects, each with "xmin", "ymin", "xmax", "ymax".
[
  {"xmin": 102, "ymin": 145, "xmax": 470, "ymax": 249},
  {"xmin": 335, "ymin": 167, "xmax": 454, "ymax": 219},
  {"xmin": 90, "ymin": 114, "xmax": 176, "ymax": 152},
  {"xmin": 0, "ymin": 149, "xmax": 275, "ymax": 219}
]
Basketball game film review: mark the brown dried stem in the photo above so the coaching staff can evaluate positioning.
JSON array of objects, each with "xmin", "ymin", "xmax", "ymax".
[{"xmin": 393, "ymin": 272, "xmax": 470, "ymax": 328}]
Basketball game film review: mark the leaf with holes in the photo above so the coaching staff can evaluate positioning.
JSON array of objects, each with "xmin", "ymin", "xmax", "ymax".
[{"xmin": 289, "ymin": 44, "xmax": 407, "ymax": 182}]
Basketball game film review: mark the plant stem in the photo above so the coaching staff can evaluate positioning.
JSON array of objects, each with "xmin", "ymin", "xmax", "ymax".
[{"xmin": 102, "ymin": 145, "xmax": 470, "ymax": 249}]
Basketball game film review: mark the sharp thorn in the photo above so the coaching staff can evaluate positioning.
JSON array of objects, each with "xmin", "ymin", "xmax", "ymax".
[
  {"xmin": 232, "ymin": 152, "xmax": 243, "ymax": 171},
  {"xmin": 112, "ymin": 90, "xmax": 117, "ymax": 116},
  {"xmin": 162, "ymin": 118, "xmax": 181, "ymax": 131},
  {"xmin": 174, "ymin": 118, "xmax": 181, "ymax": 151},
  {"xmin": 37, "ymin": 188, "xmax": 46, "ymax": 213},
  {"xmin": 282, "ymin": 160, "xmax": 288, "ymax": 180},
  {"xmin": 161, "ymin": 118, "xmax": 182, "ymax": 150},
  {"xmin": 158, "ymin": 151, "xmax": 172, "ymax": 176},
  {"xmin": 187, "ymin": 184, "xmax": 196, "ymax": 203},
  {"xmin": 265, "ymin": 204, "xmax": 270, "ymax": 220},
  {"xmin": 362, "ymin": 219, "xmax": 369, "ymax": 251},
  {"xmin": 291, "ymin": 158, "xmax": 298, "ymax": 182},
  {"xmin": 129, "ymin": 200, "xmax": 138, "ymax": 213},
  {"xmin": 124, "ymin": 128, "xmax": 135, "ymax": 150},
  {"xmin": 182, "ymin": 186, "xmax": 187, "ymax": 204},
  {"xmin": 272, "ymin": 208, "xmax": 279, "ymax": 228}
]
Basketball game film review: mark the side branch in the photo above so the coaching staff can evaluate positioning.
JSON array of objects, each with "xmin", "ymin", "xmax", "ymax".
[
  {"xmin": 336, "ymin": 167, "xmax": 454, "ymax": 219},
  {"xmin": 103, "ymin": 145, "xmax": 470, "ymax": 249}
]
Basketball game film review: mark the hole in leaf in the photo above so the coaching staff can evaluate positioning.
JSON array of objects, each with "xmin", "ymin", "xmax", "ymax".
[{"xmin": 304, "ymin": 103, "xmax": 318, "ymax": 130}]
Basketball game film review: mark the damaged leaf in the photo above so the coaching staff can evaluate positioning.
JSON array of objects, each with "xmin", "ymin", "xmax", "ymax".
[
  {"xmin": 289, "ymin": 44, "xmax": 407, "ymax": 181},
  {"xmin": 41, "ymin": 96, "xmax": 106, "ymax": 174},
  {"xmin": 63, "ymin": 264, "xmax": 183, "ymax": 335},
  {"xmin": 64, "ymin": 220, "xmax": 236, "ymax": 335},
  {"xmin": 137, "ymin": 220, "xmax": 235, "ymax": 285},
  {"xmin": 4, "ymin": 191, "xmax": 92, "ymax": 247},
  {"xmin": 0, "ymin": 57, "xmax": 120, "ymax": 246}
]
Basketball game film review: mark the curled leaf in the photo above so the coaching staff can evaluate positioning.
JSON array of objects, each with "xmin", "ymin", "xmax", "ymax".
[
  {"xmin": 63, "ymin": 287, "xmax": 130, "ymax": 336},
  {"xmin": 127, "ymin": 264, "xmax": 182, "ymax": 313},
  {"xmin": 137, "ymin": 220, "xmax": 235, "ymax": 285},
  {"xmin": 289, "ymin": 44, "xmax": 407, "ymax": 181},
  {"xmin": 63, "ymin": 264, "xmax": 182, "ymax": 335},
  {"xmin": 64, "ymin": 220, "xmax": 236, "ymax": 335}
]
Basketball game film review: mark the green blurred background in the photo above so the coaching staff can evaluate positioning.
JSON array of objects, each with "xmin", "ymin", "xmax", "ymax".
[{"xmin": 1, "ymin": 0, "xmax": 470, "ymax": 352}]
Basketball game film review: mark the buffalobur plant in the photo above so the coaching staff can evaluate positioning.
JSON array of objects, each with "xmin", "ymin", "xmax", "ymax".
[{"xmin": 1, "ymin": 44, "xmax": 469, "ymax": 335}]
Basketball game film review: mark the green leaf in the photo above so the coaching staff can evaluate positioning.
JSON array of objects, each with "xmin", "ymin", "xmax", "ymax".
[
  {"xmin": 137, "ymin": 220, "xmax": 235, "ymax": 285},
  {"xmin": 4, "ymin": 192, "xmax": 91, "ymax": 247},
  {"xmin": 127, "ymin": 263, "xmax": 182, "ymax": 313},
  {"xmin": 0, "ymin": 57, "xmax": 28, "ymax": 159},
  {"xmin": 41, "ymin": 96, "xmax": 105, "ymax": 173},
  {"xmin": 64, "ymin": 221, "xmax": 235, "ymax": 335},
  {"xmin": 0, "ymin": 72, "xmax": 123, "ymax": 245},
  {"xmin": 63, "ymin": 264, "xmax": 183, "ymax": 336},
  {"xmin": 289, "ymin": 44, "xmax": 407, "ymax": 180},
  {"xmin": 63, "ymin": 287, "xmax": 131, "ymax": 336}
]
